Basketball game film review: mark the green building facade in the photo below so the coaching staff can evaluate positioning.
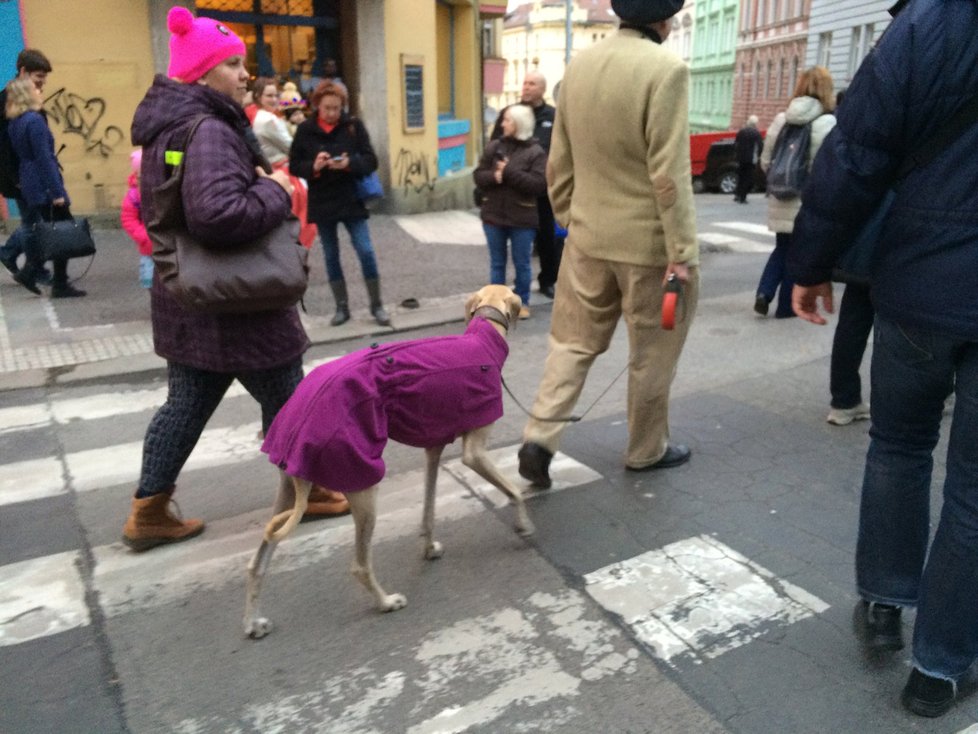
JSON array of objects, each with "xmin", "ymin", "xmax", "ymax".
[{"xmin": 688, "ymin": 0, "xmax": 740, "ymax": 132}]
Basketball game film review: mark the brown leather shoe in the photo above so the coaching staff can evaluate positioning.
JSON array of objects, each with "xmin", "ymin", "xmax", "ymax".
[
  {"xmin": 305, "ymin": 485, "xmax": 351, "ymax": 517},
  {"xmin": 122, "ymin": 491, "xmax": 205, "ymax": 552}
]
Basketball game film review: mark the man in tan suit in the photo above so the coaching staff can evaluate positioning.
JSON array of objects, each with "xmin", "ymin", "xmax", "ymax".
[{"xmin": 518, "ymin": 0, "xmax": 699, "ymax": 487}]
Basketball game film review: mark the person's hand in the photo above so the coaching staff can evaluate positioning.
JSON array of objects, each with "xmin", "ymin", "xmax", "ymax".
[
  {"xmin": 312, "ymin": 151, "xmax": 331, "ymax": 173},
  {"xmin": 493, "ymin": 158, "xmax": 507, "ymax": 184},
  {"xmin": 792, "ymin": 282, "xmax": 834, "ymax": 324},
  {"xmin": 664, "ymin": 261, "xmax": 689, "ymax": 284},
  {"xmin": 52, "ymin": 197, "xmax": 66, "ymax": 207},
  {"xmin": 257, "ymin": 166, "xmax": 294, "ymax": 196},
  {"xmin": 327, "ymin": 153, "xmax": 350, "ymax": 171}
]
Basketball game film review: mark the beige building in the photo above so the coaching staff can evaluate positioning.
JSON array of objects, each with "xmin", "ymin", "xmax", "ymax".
[{"xmin": 491, "ymin": 0, "xmax": 616, "ymax": 112}]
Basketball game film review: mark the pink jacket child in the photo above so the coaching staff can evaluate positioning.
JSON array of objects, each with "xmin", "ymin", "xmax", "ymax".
[
  {"xmin": 262, "ymin": 317, "xmax": 508, "ymax": 492},
  {"xmin": 120, "ymin": 149, "xmax": 154, "ymax": 288}
]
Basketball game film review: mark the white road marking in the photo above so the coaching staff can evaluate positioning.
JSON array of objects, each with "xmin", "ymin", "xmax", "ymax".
[
  {"xmin": 1, "ymin": 450, "xmax": 603, "ymax": 646},
  {"xmin": 0, "ymin": 550, "xmax": 90, "ymax": 646},
  {"xmin": 584, "ymin": 534, "xmax": 829, "ymax": 664},
  {"xmin": 699, "ymin": 232, "xmax": 774, "ymax": 253},
  {"xmin": 713, "ymin": 221, "xmax": 775, "ymax": 237},
  {"xmin": 174, "ymin": 590, "xmax": 638, "ymax": 734},
  {"xmin": 394, "ymin": 210, "xmax": 487, "ymax": 246}
]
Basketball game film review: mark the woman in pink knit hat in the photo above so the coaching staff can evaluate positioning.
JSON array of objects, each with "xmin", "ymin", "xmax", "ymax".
[{"xmin": 121, "ymin": 7, "xmax": 349, "ymax": 552}]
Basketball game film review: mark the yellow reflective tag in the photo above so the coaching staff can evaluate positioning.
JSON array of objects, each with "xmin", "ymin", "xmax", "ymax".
[{"xmin": 164, "ymin": 150, "xmax": 184, "ymax": 166}]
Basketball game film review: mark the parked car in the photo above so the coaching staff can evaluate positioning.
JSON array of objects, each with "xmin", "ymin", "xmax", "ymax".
[
  {"xmin": 701, "ymin": 139, "xmax": 767, "ymax": 194},
  {"xmin": 690, "ymin": 131, "xmax": 767, "ymax": 194}
]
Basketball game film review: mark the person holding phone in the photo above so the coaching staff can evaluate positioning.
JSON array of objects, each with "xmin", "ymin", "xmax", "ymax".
[{"xmin": 289, "ymin": 81, "xmax": 389, "ymax": 326}]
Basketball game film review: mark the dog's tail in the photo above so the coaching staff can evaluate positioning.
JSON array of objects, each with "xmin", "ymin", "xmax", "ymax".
[{"xmin": 263, "ymin": 478, "xmax": 311, "ymax": 542}]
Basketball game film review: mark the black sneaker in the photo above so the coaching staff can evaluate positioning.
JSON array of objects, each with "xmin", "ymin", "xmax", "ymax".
[
  {"xmin": 13, "ymin": 270, "xmax": 40, "ymax": 294},
  {"xmin": 0, "ymin": 252, "xmax": 17, "ymax": 276},
  {"xmin": 518, "ymin": 442, "xmax": 553, "ymax": 489},
  {"xmin": 853, "ymin": 600, "xmax": 903, "ymax": 652},
  {"xmin": 753, "ymin": 294, "xmax": 770, "ymax": 316},
  {"xmin": 901, "ymin": 668, "xmax": 955, "ymax": 718}
]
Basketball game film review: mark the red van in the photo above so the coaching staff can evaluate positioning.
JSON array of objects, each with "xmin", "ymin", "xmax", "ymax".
[{"xmin": 690, "ymin": 130, "xmax": 766, "ymax": 194}]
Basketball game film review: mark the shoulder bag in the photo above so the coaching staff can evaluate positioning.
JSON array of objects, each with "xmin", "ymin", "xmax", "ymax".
[
  {"xmin": 834, "ymin": 92, "xmax": 978, "ymax": 285},
  {"xmin": 149, "ymin": 115, "xmax": 309, "ymax": 314},
  {"xmin": 348, "ymin": 118, "xmax": 384, "ymax": 202},
  {"xmin": 32, "ymin": 206, "xmax": 97, "ymax": 261}
]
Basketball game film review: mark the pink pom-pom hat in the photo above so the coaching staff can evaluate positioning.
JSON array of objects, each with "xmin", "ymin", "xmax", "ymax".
[{"xmin": 167, "ymin": 6, "xmax": 246, "ymax": 83}]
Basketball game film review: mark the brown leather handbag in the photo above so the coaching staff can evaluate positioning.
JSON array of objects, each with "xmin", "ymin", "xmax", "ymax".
[{"xmin": 148, "ymin": 116, "xmax": 309, "ymax": 314}]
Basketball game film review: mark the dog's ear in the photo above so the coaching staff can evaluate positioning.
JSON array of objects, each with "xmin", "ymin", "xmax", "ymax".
[
  {"xmin": 505, "ymin": 292, "xmax": 522, "ymax": 325},
  {"xmin": 464, "ymin": 290, "xmax": 481, "ymax": 323}
]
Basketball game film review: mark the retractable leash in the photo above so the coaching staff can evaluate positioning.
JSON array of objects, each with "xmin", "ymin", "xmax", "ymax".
[{"xmin": 502, "ymin": 273, "xmax": 687, "ymax": 422}]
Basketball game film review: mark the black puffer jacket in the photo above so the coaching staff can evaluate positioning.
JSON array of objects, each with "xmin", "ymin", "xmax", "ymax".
[
  {"xmin": 473, "ymin": 137, "xmax": 547, "ymax": 229},
  {"xmin": 290, "ymin": 113, "xmax": 378, "ymax": 222}
]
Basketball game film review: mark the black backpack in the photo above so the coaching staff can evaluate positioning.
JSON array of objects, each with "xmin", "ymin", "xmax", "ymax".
[
  {"xmin": 766, "ymin": 121, "xmax": 812, "ymax": 201},
  {"xmin": 0, "ymin": 89, "xmax": 20, "ymax": 199}
]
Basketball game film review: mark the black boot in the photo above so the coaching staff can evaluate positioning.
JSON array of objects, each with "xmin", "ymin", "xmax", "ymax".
[
  {"xmin": 328, "ymin": 280, "xmax": 350, "ymax": 326},
  {"xmin": 365, "ymin": 278, "xmax": 391, "ymax": 326}
]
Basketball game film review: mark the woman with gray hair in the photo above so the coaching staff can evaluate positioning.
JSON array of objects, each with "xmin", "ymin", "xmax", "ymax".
[{"xmin": 473, "ymin": 104, "xmax": 547, "ymax": 318}]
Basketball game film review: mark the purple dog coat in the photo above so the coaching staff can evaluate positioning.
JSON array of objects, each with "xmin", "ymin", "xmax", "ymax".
[{"xmin": 262, "ymin": 317, "xmax": 509, "ymax": 492}]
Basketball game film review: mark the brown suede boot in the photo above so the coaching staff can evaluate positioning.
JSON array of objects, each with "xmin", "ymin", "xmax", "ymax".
[
  {"xmin": 122, "ymin": 491, "xmax": 205, "ymax": 552},
  {"xmin": 305, "ymin": 486, "xmax": 351, "ymax": 517}
]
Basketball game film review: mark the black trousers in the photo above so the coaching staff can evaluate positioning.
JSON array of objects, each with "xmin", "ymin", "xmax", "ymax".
[
  {"xmin": 535, "ymin": 195, "xmax": 564, "ymax": 289},
  {"xmin": 830, "ymin": 283, "xmax": 875, "ymax": 408},
  {"xmin": 734, "ymin": 163, "xmax": 755, "ymax": 201}
]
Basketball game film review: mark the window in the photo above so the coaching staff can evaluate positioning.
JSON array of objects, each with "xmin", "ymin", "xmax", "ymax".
[
  {"xmin": 790, "ymin": 56, "xmax": 799, "ymax": 94},
  {"xmin": 741, "ymin": 0, "xmax": 752, "ymax": 30},
  {"xmin": 817, "ymin": 32, "xmax": 832, "ymax": 68},
  {"xmin": 847, "ymin": 26, "xmax": 862, "ymax": 77},
  {"xmin": 766, "ymin": 60, "xmax": 774, "ymax": 98},
  {"xmin": 754, "ymin": 61, "xmax": 761, "ymax": 98},
  {"xmin": 770, "ymin": 0, "xmax": 779, "ymax": 24},
  {"xmin": 777, "ymin": 58, "xmax": 785, "ymax": 99}
]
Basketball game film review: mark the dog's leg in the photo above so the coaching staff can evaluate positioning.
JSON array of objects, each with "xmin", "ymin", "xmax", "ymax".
[
  {"xmin": 243, "ymin": 473, "xmax": 308, "ymax": 639},
  {"xmin": 422, "ymin": 445, "xmax": 445, "ymax": 560},
  {"xmin": 462, "ymin": 426, "xmax": 535, "ymax": 537},
  {"xmin": 347, "ymin": 485, "xmax": 407, "ymax": 612}
]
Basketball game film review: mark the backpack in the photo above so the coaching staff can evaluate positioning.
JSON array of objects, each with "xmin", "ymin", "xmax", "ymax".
[
  {"xmin": 766, "ymin": 120, "xmax": 812, "ymax": 201},
  {"xmin": 0, "ymin": 90, "xmax": 20, "ymax": 199}
]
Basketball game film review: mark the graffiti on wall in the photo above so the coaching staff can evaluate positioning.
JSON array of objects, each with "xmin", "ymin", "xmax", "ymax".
[
  {"xmin": 394, "ymin": 148, "xmax": 436, "ymax": 194},
  {"xmin": 43, "ymin": 87, "xmax": 125, "ymax": 159}
]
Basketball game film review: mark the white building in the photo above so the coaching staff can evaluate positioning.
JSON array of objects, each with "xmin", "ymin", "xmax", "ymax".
[{"xmin": 804, "ymin": 0, "xmax": 892, "ymax": 92}]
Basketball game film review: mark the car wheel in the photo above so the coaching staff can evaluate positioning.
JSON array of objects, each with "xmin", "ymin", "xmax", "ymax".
[{"xmin": 719, "ymin": 170, "xmax": 738, "ymax": 195}]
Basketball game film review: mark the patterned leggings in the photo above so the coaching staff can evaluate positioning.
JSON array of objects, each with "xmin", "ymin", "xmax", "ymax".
[{"xmin": 137, "ymin": 359, "xmax": 303, "ymax": 496}]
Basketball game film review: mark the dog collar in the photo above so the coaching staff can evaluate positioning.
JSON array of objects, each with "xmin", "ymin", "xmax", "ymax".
[{"xmin": 472, "ymin": 305, "xmax": 510, "ymax": 331}]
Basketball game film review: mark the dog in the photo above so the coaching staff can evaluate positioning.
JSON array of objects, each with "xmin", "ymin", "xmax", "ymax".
[{"xmin": 243, "ymin": 285, "xmax": 533, "ymax": 638}]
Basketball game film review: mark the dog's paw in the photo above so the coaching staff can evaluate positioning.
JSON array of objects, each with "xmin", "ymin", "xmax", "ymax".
[
  {"xmin": 244, "ymin": 617, "xmax": 273, "ymax": 639},
  {"xmin": 424, "ymin": 541, "xmax": 444, "ymax": 560},
  {"xmin": 380, "ymin": 593, "xmax": 407, "ymax": 612}
]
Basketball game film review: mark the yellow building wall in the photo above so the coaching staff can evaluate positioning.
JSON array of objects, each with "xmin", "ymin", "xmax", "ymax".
[
  {"xmin": 384, "ymin": 0, "xmax": 440, "ymax": 197},
  {"xmin": 22, "ymin": 0, "xmax": 155, "ymax": 215}
]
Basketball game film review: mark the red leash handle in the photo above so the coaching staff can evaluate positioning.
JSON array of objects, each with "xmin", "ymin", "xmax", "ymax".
[{"xmin": 661, "ymin": 274, "xmax": 682, "ymax": 330}]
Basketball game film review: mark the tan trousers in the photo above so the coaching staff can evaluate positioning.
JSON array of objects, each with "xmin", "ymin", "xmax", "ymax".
[{"xmin": 522, "ymin": 242, "xmax": 698, "ymax": 468}]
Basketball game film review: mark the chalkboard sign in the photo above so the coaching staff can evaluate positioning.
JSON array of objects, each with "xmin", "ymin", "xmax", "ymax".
[{"xmin": 401, "ymin": 55, "xmax": 425, "ymax": 132}]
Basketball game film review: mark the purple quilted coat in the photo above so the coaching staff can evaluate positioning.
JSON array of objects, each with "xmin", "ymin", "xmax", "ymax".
[
  {"xmin": 130, "ymin": 75, "xmax": 309, "ymax": 372},
  {"xmin": 262, "ymin": 318, "xmax": 509, "ymax": 492}
]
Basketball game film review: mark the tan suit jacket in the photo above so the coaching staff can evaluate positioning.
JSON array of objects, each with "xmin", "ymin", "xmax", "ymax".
[{"xmin": 548, "ymin": 28, "xmax": 697, "ymax": 268}]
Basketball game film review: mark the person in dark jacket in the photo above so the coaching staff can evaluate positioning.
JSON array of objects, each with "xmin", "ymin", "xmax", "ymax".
[
  {"xmin": 0, "ymin": 49, "xmax": 53, "ymax": 285},
  {"xmin": 732, "ymin": 114, "xmax": 762, "ymax": 204},
  {"xmin": 4, "ymin": 77, "xmax": 85, "ymax": 298},
  {"xmin": 289, "ymin": 80, "xmax": 389, "ymax": 327},
  {"xmin": 790, "ymin": 0, "xmax": 978, "ymax": 717},
  {"xmin": 491, "ymin": 71, "xmax": 562, "ymax": 298},
  {"xmin": 473, "ymin": 103, "xmax": 547, "ymax": 319},
  {"xmin": 121, "ymin": 7, "xmax": 348, "ymax": 553}
]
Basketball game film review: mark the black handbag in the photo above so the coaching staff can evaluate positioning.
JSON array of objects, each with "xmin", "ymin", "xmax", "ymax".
[{"xmin": 31, "ymin": 208, "xmax": 96, "ymax": 261}]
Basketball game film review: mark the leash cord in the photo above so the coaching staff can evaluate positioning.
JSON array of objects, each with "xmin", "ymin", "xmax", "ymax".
[{"xmin": 500, "ymin": 361, "xmax": 630, "ymax": 423}]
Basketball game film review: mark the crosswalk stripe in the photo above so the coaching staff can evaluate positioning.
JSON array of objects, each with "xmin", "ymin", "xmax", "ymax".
[
  {"xmin": 0, "ymin": 447, "xmax": 597, "ymax": 647},
  {"xmin": 0, "ymin": 356, "xmax": 339, "ymax": 435},
  {"xmin": 713, "ymin": 221, "xmax": 774, "ymax": 237},
  {"xmin": 584, "ymin": 534, "xmax": 829, "ymax": 665},
  {"xmin": 699, "ymin": 232, "xmax": 774, "ymax": 253}
]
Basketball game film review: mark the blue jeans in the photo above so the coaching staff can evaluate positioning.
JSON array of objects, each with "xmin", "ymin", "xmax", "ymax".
[
  {"xmin": 756, "ymin": 232, "xmax": 794, "ymax": 317},
  {"xmin": 315, "ymin": 217, "xmax": 379, "ymax": 283},
  {"xmin": 856, "ymin": 315, "xmax": 978, "ymax": 680},
  {"xmin": 483, "ymin": 223, "xmax": 534, "ymax": 306}
]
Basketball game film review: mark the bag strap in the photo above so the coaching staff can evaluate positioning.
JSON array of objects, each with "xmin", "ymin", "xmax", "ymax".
[
  {"xmin": 164, "ymin": 114, "xmax": 211, "ymax": 173},
  {"xmin": 896, "ymin": 93, "xmax": 978, "ymax": 180}
]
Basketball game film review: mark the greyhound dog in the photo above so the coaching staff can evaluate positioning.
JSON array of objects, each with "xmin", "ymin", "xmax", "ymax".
[{"xmin": 243, "ymin": 285, "xmax": 533, "ymax": 638}]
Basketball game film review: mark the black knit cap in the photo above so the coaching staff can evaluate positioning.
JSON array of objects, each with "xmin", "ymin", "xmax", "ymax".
[{"xmin": 611, "ymin": 0, "xmax": 685, "ymax": 24}]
